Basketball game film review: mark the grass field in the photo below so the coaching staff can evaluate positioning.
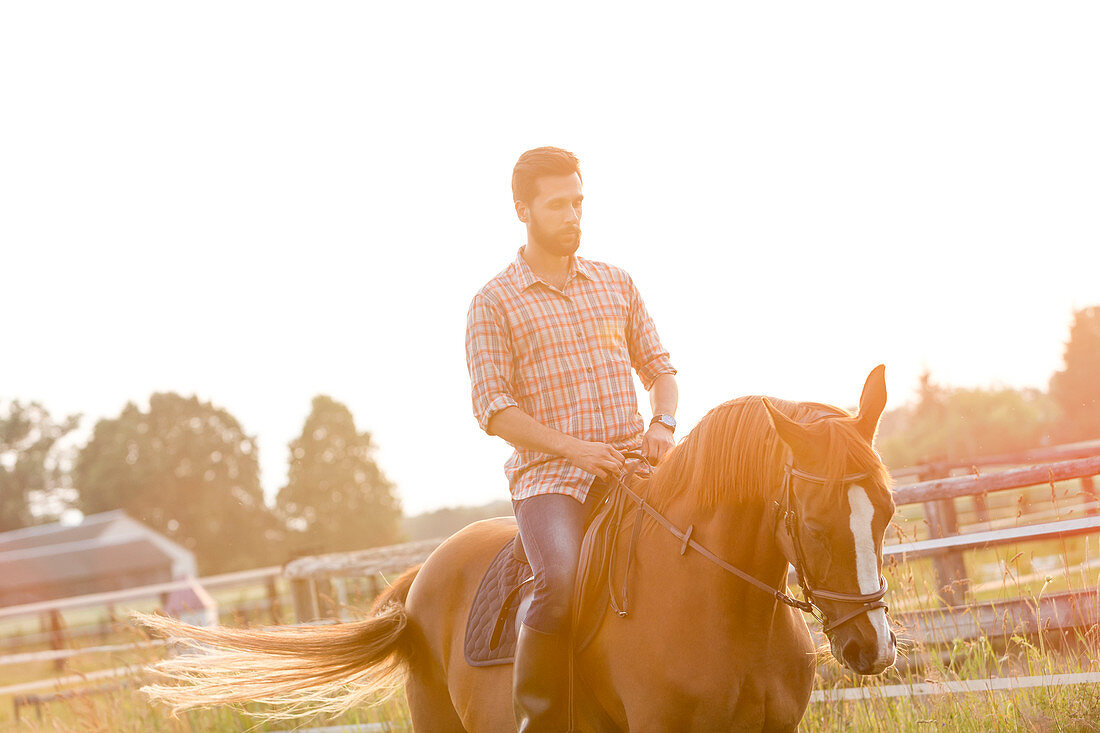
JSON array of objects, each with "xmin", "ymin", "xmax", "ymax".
[
  {"xmin": 7, "ymin": 679, "xmax": 414, "ymax": 732},
  {"xmin": 5, "ymin": 624, "xmax": 1099, "ymax": 731}
]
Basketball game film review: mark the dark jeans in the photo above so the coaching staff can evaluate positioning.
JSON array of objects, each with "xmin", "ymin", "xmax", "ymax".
[{"xmin": 513, "ymin": 485, "xmax": 607, "ymax": 635}]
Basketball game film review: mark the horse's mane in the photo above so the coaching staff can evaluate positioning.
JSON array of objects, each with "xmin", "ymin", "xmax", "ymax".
[{"xmin": 641, "ymin": 396, "xmax": 890, "ymax": 507}]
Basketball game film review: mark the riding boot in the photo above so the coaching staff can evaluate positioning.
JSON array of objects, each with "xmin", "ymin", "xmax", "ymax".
[{"xmin": 513, "ymin": 622, "xmax": 571, "ymax": 732}]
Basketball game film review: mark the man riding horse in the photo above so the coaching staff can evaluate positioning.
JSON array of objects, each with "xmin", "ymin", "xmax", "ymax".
[
  {"xmin": 465, "ymin": 146, "xmax": 680, "ymax": 730},
  {"xmin": 136, "ymin": 148, "xmax": 896, "ymax": 731}
]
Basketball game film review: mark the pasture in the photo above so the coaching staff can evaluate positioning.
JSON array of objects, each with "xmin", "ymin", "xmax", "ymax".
[{"xmin": 3, "ymin": 443, "xmax": 1099, "ymax": 731}]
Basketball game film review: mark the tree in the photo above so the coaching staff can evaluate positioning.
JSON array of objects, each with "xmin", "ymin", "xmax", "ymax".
[
  {"xmin": 0, "ymin": 401, "xmax": 80, "ymax": 531},
  {"xmin": 1050, "ymin": 306, "xmax": 1100, "ymax": 441},
  {"xmin": 73, "ymin": 393, "xmax": 277, "ymax": 573},
  {"xmin": 876, "ymin": 372, "xmax": 1058, "ymax": 468},
  {"xmin": 277, "ymin": 396, "xmax": 401, "ymax": 555}
]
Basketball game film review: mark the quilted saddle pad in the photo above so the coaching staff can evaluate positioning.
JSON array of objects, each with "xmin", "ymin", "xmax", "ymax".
[{"xmin": 464, "ymin": 535, "xmax": 531, "ymax": 666}]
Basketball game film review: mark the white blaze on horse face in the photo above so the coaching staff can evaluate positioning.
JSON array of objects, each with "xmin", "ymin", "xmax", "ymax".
[{"xmin": 848, "ymin": 484, "xmax": 894, "ymax": 665}]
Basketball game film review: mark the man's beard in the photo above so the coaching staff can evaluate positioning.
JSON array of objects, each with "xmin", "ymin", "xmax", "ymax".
[{"xmin": 530, "ymin": 218, "xmax": 581, "ymax": 257}]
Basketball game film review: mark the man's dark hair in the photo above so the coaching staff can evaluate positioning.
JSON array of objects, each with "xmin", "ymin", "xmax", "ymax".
[{"xmin": 511, "ymin": 147, "xmax": 582, "ymax": 203}]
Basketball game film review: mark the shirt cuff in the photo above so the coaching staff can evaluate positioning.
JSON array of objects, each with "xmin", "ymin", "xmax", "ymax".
[
  {"xmin": 637, "ymin": 358, "xmax": 677, "ymax": 391},
  {"xmin": 477, "ymin": 394, "xmax": 519, "ymax": 434}
]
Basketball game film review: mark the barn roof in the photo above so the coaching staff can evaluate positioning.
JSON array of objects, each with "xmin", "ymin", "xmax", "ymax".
[
  {"xmin": 0, "ymin": 510, "xmax": 132, "ymax": 552},
  {"xmin": 0, "ymin": 511, "xmax": 197, "ymax": 607}
]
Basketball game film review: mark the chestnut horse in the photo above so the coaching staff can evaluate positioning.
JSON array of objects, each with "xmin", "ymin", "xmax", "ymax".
[{"xmin": 140, "ymin": 366, "xmax": 896, "ymax": 731}]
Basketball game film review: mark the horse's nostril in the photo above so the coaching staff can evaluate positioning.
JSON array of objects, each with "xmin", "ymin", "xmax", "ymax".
[
  {"xmin": 842, "ymin": 640, "xmax": 861, "ymax": 667},
  {"xmin": 889, "ymin": 630, "xmax": 897, "ymax": 646}
]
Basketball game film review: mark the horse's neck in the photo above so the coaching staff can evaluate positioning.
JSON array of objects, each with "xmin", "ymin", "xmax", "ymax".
[
  {"xmin": 588, "ymin": 486, "xmax": 811, "ymax": 726},
  {"xmin": 652, "ymin": 492, "xmax": 789, "ymax": 614}
]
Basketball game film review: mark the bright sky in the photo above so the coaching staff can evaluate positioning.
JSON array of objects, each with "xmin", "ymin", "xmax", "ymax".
[{"xmin": 2, "ymin": 3, "xmax": 1098, "ymax": 515}]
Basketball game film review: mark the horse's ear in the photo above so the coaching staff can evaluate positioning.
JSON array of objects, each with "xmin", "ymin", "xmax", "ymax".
[
  {"xmin": 855, "ymin": 364, "xmax": 887, "ymax": 443},
  {"xmin": 762, "ymin": 397, "xmax": 813, "ymax": 455}
]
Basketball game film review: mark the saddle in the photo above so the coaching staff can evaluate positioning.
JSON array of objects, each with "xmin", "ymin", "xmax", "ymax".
[{"xmin": 463, "ymin": 473, "xmax": 644, "ymax": 667}]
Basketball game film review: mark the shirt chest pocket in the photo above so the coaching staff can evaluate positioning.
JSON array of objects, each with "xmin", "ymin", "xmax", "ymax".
[
  {"xmin": 591, "ymin": 293, "xmax": 630, "ymax": 353},
  {"xmin": 595, "ymin": 313, "xmax": 628, "ymax": 351}
]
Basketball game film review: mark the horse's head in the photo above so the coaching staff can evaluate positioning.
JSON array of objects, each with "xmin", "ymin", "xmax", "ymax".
[{"xmin": 764, "ymin": 365, "xmax": 896, "ymax": 675}]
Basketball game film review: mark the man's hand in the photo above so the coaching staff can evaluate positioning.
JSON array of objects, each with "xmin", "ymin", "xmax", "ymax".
[
  {"xmin": 641, "ymin": 423, "xmax": 675, "ymax": 466},
  {"xmin": 562, "ymin": 439, "xmax": 626, "ymax": 481}
]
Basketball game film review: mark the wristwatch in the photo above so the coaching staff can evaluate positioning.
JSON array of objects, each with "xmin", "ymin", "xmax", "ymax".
[{"xmin": 650, "ymin": 414, "xmax": 677, "ymax": 432}]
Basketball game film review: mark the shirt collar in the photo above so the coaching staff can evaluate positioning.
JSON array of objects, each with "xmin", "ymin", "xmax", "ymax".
[{"xmin": 511, "ymin": 247, "xmax": 593, "ymax": 291}]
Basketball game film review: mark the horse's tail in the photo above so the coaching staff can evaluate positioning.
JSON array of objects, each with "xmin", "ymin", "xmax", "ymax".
[{"xmin": 135, "ymin": 564, "xmax": 422, "ymax": 720}]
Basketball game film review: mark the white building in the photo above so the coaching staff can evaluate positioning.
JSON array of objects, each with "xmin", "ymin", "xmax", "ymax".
[{"xmin": 0, "ymin": 510, "xmax": 196, "ymax": 607}]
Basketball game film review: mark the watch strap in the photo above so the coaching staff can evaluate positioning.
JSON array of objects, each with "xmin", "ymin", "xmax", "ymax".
[{"xmin": 650, "ymin": 414, "xmax": 676, "ymax": 432}]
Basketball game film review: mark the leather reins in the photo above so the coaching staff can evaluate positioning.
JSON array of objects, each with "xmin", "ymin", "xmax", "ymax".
[{"xmin": 608, "ymin": 454, "xmax": 889, "ymax": 634}]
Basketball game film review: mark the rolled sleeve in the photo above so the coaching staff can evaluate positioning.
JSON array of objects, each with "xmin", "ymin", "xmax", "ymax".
[
  {"xmin": 625, "ymin": 277, "xmax": 677, "ymax": 390},
  {"xmin": 466, "ymin": 292, "xmax": 518, "ymax": 433},
  {"xmin": 479, "ymin": 394, "xmax": 519, "ymax": 434}
]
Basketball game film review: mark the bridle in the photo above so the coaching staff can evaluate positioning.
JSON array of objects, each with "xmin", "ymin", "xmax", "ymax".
[
  {"xmin": 779, "ymin": 464, "xmax": 889, "ymax": 633},
  {"xmin": 610, "ymin": 454, "xmax": 889, "ymax": 635}
]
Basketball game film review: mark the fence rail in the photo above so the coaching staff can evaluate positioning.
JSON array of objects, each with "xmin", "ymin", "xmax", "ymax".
[
  {"xmin": 887, "ymin": 515, "xmax": 1100, "ymax": 558},
  {"xmin": 895, "ymin": 587, "xmax": 1100, "ymax": 646},
  {"xmin": 0, "ymin": 640, "xmax": 166, "ymax": 667},
  {"xmin": 890, "ymin": 439, "xmax": 1100, "ymax": 480},
  {"xmin": 893, "ymin": 455, "xmax": 1100, "ymax": 505},
  {"xmin": 0, "ymin": 565, "xmax": 282, "ymax": 622},
  {"xmin": 810, "ymin": 671, "xmax": 1100, "ymax": 702}
]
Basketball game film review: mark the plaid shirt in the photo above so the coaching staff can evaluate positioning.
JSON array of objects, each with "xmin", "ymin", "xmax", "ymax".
[{"xmin": 466, "ymin": 248, "xmax": 676, "ymax": 502}]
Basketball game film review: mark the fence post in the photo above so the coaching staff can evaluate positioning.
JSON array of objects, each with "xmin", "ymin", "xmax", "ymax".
[
  {"xmin": 334, "ymin": 578, "xmax": 350, "ymax": 621},
  {"xmin": 314, "ymin": 577, "xmax": 336, "ymax": 619},
  {"xmin": 367, "ymin": 574, "xmax": 383, "ymax": 607},
  {"xmin": 922, "ymin": 466, "xmax": 969, "ymax": 606},
  {"xmin": 290, "ymin": 579, "xmax": 318, "ymax": 623},
  {"xmin": 266, "ymin": 577, "xmax": 281, "ymax": 624},
  {"xmin": 1082, "ymin": 476, "xmax": 1098, "ymax": 517},
  {"xmin": 40, "ymin": 610, "xmax": 66, "ymax": 673},
  {"xmin": 971, "ymin": 493, "xmax": 990, "ymax": 525}
]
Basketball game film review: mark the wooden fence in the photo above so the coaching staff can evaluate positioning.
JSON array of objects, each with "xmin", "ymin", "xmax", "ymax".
[
  {"xmin": 0, "ymin": 565, "xmax": 286, "ymax": 714},
  {"xmin": 283, "ymin": 538, "xmax": 445, "ymax": 622},
  {"xmin": 892, "ymin": 453, "xmax": 1100, "ymax": 605}
]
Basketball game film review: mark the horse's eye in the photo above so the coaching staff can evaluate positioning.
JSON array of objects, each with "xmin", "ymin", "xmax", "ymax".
[
  {"xmin": 800, "ymin": 519, "xmax": 827, "ymax": 537},
  {"xmin": 803, "ymin": 523, "xmax": 828, "ymax": 541}
]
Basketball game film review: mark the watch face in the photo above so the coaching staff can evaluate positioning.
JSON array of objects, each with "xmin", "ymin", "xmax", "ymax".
[{"xmin": 656, "ymin": 415, "xmax": 676, "ymax": 429}]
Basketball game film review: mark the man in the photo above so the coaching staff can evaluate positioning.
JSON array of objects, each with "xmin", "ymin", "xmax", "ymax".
[{"xmin": 465, "ymin": 147, "xmax": 678, "ymax": 731}]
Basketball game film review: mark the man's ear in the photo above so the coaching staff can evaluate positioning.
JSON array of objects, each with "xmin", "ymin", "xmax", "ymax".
[
  {"xmin": 515, "ymin": 200, "xmax": 529, "ymax": 223},
  {"xmin": 855, "ymin": 364, "xmax": 887, "ymax": 444},
  {"xmin": 762, "ymin": 398, "xmax": 814, "ymax": 456}
]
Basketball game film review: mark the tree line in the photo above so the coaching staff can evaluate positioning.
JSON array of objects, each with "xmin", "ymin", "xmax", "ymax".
[
  {"xmin": 875, "ymin": 306, "xmax": 1099, "ymax": 467},
  {"xmin": 0, "ymin": 394, "xmax": 400, "ymax": 574},
  {"xmin": 2, "ymin": 306, "xmax": 1097, "ymax": 573}
]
